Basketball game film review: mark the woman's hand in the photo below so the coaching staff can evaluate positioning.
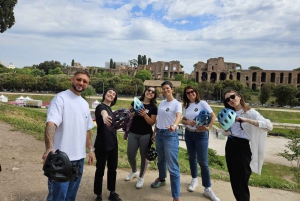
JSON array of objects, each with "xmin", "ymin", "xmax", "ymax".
[
  {"xmin": 103, "ymin": 115, "xmax": 112, "ymax": 126},
  {"xmin": 166, "ymin": 125, "xmax": 176, "ymax": 132},
  {"xmin": 151, "ymin": 133, "xmax": 156, "ymax": 142},
  {"xmin": 138, "ymin": 108, "xmax": 147, "ymax": 117},
  {"xmin": 189, "ymin": 120, "xmax": 196, "ymax": 126},
  {"xmin": 196, "ymin": 125, "xmax": 209, "ymax": 131}
]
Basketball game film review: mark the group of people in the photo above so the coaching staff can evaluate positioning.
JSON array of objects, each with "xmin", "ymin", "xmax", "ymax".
[{"xmin": 42, "ymin": 70, "xmax": 273, "ymax": 201}]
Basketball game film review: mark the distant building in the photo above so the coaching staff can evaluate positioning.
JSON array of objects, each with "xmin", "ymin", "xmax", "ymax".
[
  {"xmin": 101, "ymin": 60, "xmax": 184, "ymax": 80},
  {"xmin": 105, "ymin": 61, "xmax": 129, "ymax": 68},
  {"xmin": 7, "ymin": 63, "xmax": 16, "ymax": 69},
  {"xmin": 191, "ymin": 57, "xmax": 300, "ymax": 89}
]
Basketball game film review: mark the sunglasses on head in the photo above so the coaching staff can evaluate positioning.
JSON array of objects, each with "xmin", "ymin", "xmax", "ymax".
[
  {"xmin": 186, "ymin": 90, "xmax": 195, "ymax": 95},
  {"xmin": 147, "ymin": 89, "xmax": 156, "ymax": 94},
  {"xmin": 225, "ymin": 94, "xmax": 236, "ymax": 103},
  {"xmin": 76, "ymin": 78, "xmax": 89, "ymax": 84}
]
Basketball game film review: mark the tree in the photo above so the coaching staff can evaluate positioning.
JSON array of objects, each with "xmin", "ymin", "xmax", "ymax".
[
  {"xmin": 135, "ymin": 70, "xmax": 152, "ymax": 82},
  {"xmin": 148, "ymin": 58, "xmax": 151, "ymax": 64},
  {"xmin": 174, "ymin": 74, "xmax": 186, "ymax": 84},
  {"xmin": 129, "ymin": 59, "xmax": 138, "ymax": 67},
  {"xmin": 279, "ymin": 130, "xmax": 300, "ymax": 191},
  {"xmin": 81, "ymin": 85, "xmax": 96, "ymax": 99},
  {"xmin": 71, "ymin": 59, "xmax": 74, "ymax": 66},
  {"xmin": 180, "ymin": 64, "xmax": 184, "ymax": 68},
  {"xmin": 143, "ymin": 55, "xmax": 147, "ymax": 65},
  {"xmin": 48, "ymin": 67, "xmax": 63, "ymax": 75},
  {"xmin": 0, "ymin": 0, "xmax": 18, "ymax": 33},
  {"xmin": 249, "ymin": 66, "xmax": 263, "ymax": 70},
  {"xmin": 273, "ymin": 84, "xmax": 298, "ymax": 106},
  {"xmin": 259, "ymin": 84, "xmax": 274, "ymax": 105},
  {"xmin": 110, "ymin": 58, "xmax": 113, "ymax": 69},
  {"xmin": 193, "ymin": 63, "xmax": 198, "ymax": 67},
  {"xmin": 37, "ymin": 60, "xmax": 62, "ymax": 75},
  {"xmin": 138, "ymin": 55, "xmax": 142, "ymax": 65},
  {"xmin": 113, "ymin": 62, "xmax": 116, "ymax": 69}
]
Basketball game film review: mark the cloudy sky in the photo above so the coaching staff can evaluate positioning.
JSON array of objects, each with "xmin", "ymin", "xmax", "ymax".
[{"xmin": 1, "ymin": 0, "xmax": 299, "ymax": 74}]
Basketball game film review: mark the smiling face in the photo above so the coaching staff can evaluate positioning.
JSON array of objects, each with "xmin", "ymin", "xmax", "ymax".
[
  {"xmin": 105, "ymin": 89, "xmax": 116, "ymax": 103},
  {"xmin": 224, "ymin": 91, "xmax": 241, "ymax": 110},
  {"xmin": 185, "ymin": 88, "xmax": 196, "ymax": 102},
  {"xmin": 70, "ymin": 73, "xmax": 89, "ymax": 95},
  {"xmin": 145, "ymin": 87, "xmax": 156, "ymax": 99},
  {"xmin": 162, "ymin": 84, "xmax": 173, "ymax": 98}
]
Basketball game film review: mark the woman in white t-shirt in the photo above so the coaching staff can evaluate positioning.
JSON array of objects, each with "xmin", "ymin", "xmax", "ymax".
[
  {"xmin": 181, "ymin": 85, "xmax": 220, "ymax": 201},
  {"xmin": 151, "ymin": 81, "xmax": 182, "ymax": 201}
]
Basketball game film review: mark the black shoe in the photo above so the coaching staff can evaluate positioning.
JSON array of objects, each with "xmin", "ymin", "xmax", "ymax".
[
  {"xmin": 108, "ymin": 192, "xmax": 122, "ymax": 201},
  {"xmin": 95, "ymin": 195, "xmax": 102, "ymax": 201}
]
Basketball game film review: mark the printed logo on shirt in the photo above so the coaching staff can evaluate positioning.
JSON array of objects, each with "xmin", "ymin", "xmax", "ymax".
[
  {"xmin": 194, "ymin": 108, "xmax": 198, "ymax": 112},
  {"xmin": 166, "ymin": 108, "xmax": 170, "ymax": 112},
  {"xmin": 146, "ymin": 109, "xmax": 149, "ymax": 113}
]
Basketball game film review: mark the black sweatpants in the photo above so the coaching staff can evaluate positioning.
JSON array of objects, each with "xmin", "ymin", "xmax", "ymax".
[
  {"xmin": 94, "ymin": 145, "xmax": 118, "ymax": 195},
  {"xmin": 225, "ymin": 136, "xmax": 252, "ymax": 201}
]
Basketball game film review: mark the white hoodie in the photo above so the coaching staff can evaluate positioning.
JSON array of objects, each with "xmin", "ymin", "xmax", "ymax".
[{"xmin": 222, "ymin": 108, "xmax": 273, "ymax": 175}]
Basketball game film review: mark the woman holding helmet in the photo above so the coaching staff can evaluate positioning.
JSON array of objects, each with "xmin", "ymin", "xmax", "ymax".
[
  {"xmin": 181, "ymin": 85, "xmax": 219, "ymax": 201},
  {"xmin": 220, "ymin": 89, "xmax": 273, "ymax": 201},
  {"xmin": 93, "ymin": 88, "xmax": 123, "ymax": 201},
  {"xmin": 125, "ymin": 86, "xmax": 158, "ymax": 189}
]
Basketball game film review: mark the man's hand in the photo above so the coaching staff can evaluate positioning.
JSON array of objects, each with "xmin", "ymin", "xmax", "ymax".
[
  {"xmin": 87, "ymin": 152, "xmax": 95, "ymax": 165},
  {"xmin": 42, "ymin": 148, "xmax": 56, "ymax": 165}
]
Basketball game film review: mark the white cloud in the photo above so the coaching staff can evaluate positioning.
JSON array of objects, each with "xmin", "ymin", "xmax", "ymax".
[{"xmin": 0, "ymin": 0, "xmax": 299, "ymax": 74}]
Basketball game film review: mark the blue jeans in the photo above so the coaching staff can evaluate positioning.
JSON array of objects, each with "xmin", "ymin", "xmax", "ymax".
[
  {"xmin": 184, "ymin": 129, "xmax": 211, "ymax": 188},
  {"xmin": 155, "ymin": 129, "xmax": 180, "ymax": 199},
  {"xmin": 47, "ymin": 158, "xmax": 84, "ymax": 201}
]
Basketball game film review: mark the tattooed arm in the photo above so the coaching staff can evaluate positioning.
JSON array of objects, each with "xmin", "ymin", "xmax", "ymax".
[{"xmin": 42, "ymin": 122, "xmax": 57, "ymax": 164}]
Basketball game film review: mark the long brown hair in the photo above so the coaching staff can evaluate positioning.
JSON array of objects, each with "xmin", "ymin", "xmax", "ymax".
[
  {"xmin": 139, "ymin": 86, "xmax": 157, "ymax": 105},
  {"xmin": 182, "ymin": 85, "xmax": 200, "ymax": 109},
  {"xmin": 223, "ymin": 89, "xmax": 251, "ymax": 112}
]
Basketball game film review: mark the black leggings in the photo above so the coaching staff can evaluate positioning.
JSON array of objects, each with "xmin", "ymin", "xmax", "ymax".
[
  {"xmin": 225, "ymin": 136, "xmax": 252, "ymax": 201},
  {"xmin": 94, "ymin": 146, "xmax": 118, "ymax": 195}
]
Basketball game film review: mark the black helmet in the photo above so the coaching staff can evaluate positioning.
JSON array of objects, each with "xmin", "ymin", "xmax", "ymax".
[
  {"xmin": 43, "ymin": 149, "xmax": 75, "ymax": 182},
  {"xmin": 145, "ymin": 146, "xmax": 158, "ymax": 161},
  {"xmin": 107, "ymin": 108, "xmax": 131, "ymax": 132}
]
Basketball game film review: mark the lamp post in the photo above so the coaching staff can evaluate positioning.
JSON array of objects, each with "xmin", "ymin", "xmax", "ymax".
[
  {"xmin": 136, "ymin": 84, "xmax": 138, "ymax": 96},
  {"xmin": 102, "ymin": 82, "xmax": 104, "ymax": 95}
]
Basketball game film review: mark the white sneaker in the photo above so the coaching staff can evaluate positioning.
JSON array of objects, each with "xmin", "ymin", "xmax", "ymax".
[
  {"xmin": 204, "ymin": 188, "xmax": 220, "ymax": 201},
  {"xmin": 188, "ymin": 178, "xmax": 198, "ymax": 192},
  {"xmin": 136, "ymin": 177, "xmax": 144, "ymax": 189},
  {"xmin": 125, "ymin": 171, "xmax": 139, "ymax": 181}
]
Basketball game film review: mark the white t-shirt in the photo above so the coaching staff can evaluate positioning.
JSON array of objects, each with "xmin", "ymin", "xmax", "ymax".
[
  {"xmin": 47, "ymin": 89, "xmax": 94, "ymax": 161},
  {"xmin": 156, "ymin": 99, "xmax": 182, "ymax": 129},
  {"xmin": 183, "ymin": 101, "xmax": 213, "ymax": 130},
  {"xmin": 230, "ymin": 109, "xmax": 249, "ymax": 140}
]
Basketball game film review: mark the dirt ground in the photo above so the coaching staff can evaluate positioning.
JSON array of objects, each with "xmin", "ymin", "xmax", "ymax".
[{"xmin": 0, "ymin": 120, "xmax": 299, "ymax": 201}]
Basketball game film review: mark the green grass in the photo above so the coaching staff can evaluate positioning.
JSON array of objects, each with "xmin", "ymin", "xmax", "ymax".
[{"xmin": 0, "ymin": 102, "xmax": 299, "ymax": 192}]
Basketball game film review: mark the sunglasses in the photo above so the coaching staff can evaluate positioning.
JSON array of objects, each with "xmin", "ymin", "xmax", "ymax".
[
  {"xmin": 186, "ymin": 90, "xmax": 195, "ymax": 95},
  {"xmin": 76, "ymin": 78, "xmax": 89, "ymax": 84},
  {"xmin": 225, "ymin": 94, "xmax": 236, "ymax": 103},
  {"xmin": 147, "ymin": 89, "xmax": 156, "ymax": 94}
]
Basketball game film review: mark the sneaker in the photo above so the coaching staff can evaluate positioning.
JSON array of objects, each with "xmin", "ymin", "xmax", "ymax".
[
  {"xmin": 151, "ymin": 178, "xmax": 166, "ymax": 188},
  {"xmin": 203, "ymin": 188, "xmax": 220, "ymax": 201},
  {"xmin": 95, "ymin": 195, "xmax": 102, "ymax": 201},
  {"xmin": 108, "ymin": 192, "xmax": 122, "ymax": 201},
  {"xmin": 188, "ymin": 178, "xmax": 198, "ymax": 192},
  {"xmin": 125, "ymin": 171, "xmax": 139, "ymax": 181},
  {"xmin": 136, "ymin": 177, "xmax": 144, "ymax": 189},
  {"xmin": 173, "ymin": 198, "xmax": 179, "ymax": 201}
]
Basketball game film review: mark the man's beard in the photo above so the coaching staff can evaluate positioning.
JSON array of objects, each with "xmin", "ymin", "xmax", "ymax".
[{"xmin": 72, "ymin": 83, "xmax": 85, "ymax": 93}]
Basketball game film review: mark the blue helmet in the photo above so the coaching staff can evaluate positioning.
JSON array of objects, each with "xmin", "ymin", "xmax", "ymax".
[
  {"xmin": 133, "ymin": 97, "xmax": 144, "ymax": 116},
  {"xmin": 217, "ymin": 108, "xmax": 236, "ymax": 130},
  {"xmin": 194, "ymin": 110, "xmax": 212, "ymax": 127}
]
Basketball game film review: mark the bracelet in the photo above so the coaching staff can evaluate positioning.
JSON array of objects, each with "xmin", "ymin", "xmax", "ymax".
[
  {"xmin": 172, "ymin": 125, "xmax": 177, "ymax": 129},
  {"xmin": 89, "ymin": 148, "xmax": 95, "ymax": 152}
]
